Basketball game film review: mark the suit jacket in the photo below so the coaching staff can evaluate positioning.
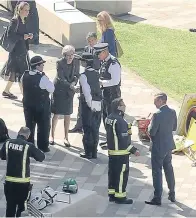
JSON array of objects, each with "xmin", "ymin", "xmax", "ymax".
[
  {"xmin": 148, "ymin": 105, "xmax": 177, "ymax": 156},
  {"xmin": 54, "ymin": 57, "xmax": 80, "ymax": 97}
]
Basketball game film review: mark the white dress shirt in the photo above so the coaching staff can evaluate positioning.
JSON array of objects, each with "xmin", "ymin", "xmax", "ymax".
[
  {"xmin": 29, "ymin": 70, "xmax": 55, "ymax": 94},
  {"xmin": 79, "ymin": 73, "xmax": 101, "ymax": 111},
  {"xmin": 101, "ymin": 54, "xmax": 121, "ymax": 88}
]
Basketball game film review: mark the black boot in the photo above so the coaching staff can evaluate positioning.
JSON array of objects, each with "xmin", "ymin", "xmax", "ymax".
[
  {"xmin": 80, "ymin": 152, "xmax": 92, "ymax": 159},
  {"xmin": 69, "ymin": 126, "xmax": 83, "ymax": 133},
  {"xmin": 145, "ymin": 197, "xmax": 161, "ymax": 206},
  {"xmin": 168, "ymin": 192, "xmax": 175, "ymax": 202},
  {"xmin": 115, "ymin": 198, "xmax": 133, "ymax": 204}
]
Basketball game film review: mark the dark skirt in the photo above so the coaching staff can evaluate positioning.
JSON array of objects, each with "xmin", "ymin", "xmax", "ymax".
[
  {"xmin": 51, "ymin": 92, "xmax": 74, "ymax": 116},
  {"xmin": 0, "ymin": 53, "xmax": 30, "ymax": 82}
]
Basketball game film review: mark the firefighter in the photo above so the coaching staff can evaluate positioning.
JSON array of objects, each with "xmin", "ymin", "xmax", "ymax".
[
  {"xmin": 94, "ymin": 43, "xmax": 121, "ymax": 149},
  {"xmin": 22, "ymin": 55, "xmax": 55, "ymax": 153},
  {"xmin": 105, "ymin": 98, "xmax": 140, "ymax": 204},
  {"xmin": 0, "ymin": 127, "xmax": 45, "ymax": 217},
  {"xmin": 77, "ymin": 52, "xmax": 102, "ymax": 159}
]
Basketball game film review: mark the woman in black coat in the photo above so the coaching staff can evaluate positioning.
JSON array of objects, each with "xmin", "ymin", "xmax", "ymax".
[
  {"xmin": 11, "ymin": 0, "xmax": 39, "ymax": 45},
  {"xmin": 0, "ymin": 1, "xmax": 33, "ymax": 99},
  {"xmin": 51, "ymin": 45, "xmax": 80, "ymax": 146}
]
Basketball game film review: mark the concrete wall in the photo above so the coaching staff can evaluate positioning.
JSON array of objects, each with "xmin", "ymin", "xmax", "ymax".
[
  {"xmin": 0, "ymin": 0, "xmax": 96, "ymax": 49},
  {"xmin": 75, "ymin": 1, "xmax": 132, "ymax": 16}
]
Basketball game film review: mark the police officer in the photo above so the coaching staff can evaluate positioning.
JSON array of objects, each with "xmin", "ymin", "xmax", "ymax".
[
  {"xmin": 22, "ymin": 56, "xmax": 55, "ymax": 153},
  {"xmin": 94, "ymin": 43, "xmax": 121, "ymax": 149},
  {"xmin": 105, "ymin": 98, "xmax": 140, "ymax": 204},
  {"xmin": 78, "ymin": 52, "xmax": 102, "ymax": 159},
  {"xmin": 0, "ymin": 127, "xmax": 45, "ymax": 217}
]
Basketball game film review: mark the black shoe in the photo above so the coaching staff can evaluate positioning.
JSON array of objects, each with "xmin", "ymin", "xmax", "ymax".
[
  {"xmin": 49, "ymin": 140, "xmax": 55, "ymax": 145},
  {"xmin": 92, "ymin": 154, "xmax": 97, "ymax": 159},
  {"xmin": 109, "ymin": 196, "xmax": 115, "ymax": 202},
  {"xmin": 64, "ymin": 139, "xmax": 71, "ymax": 147},
  {"xmin": 99, "ymin": 141, "xmax": 108, "ymax": 150},
  {"xmin": 145, "ymin": 198, "xmax": 161, "ymax": 206},
  {"xmin": 69, "ymin": 127, "xmax": 83, "ymax": 133},
  {"xmin": 115, "ymin": 198, "xmax": 133, "ymax": 204},
  {"xmin": 80, "ymin": 152, "xmax": 92, "ymax": 159},
  {"xmin": 41, "ymin": 147, "xmax": 50, "ymax": 153},
  {"xmin": 168, "ymin": 195, "xmax": 176, "ymax": 202},
  {"xmin": 2, "ymin": 91, "xmax": 17, "ymax": 99}
]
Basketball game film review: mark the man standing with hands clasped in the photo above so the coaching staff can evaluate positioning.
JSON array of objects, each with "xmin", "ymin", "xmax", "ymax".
[{"xmin": 145, "ymin": 93, "xmax": 177, "ymax": 206}]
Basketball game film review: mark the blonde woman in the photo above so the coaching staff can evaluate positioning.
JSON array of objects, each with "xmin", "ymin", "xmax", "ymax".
[
  {"xmin": 0, "ymin": 2, "xmax": 32, "ymax": 99},
  {"xmin": 97, "ymin": 11, "xmax": 117, "ymax": 57},
  {"xmin": 51, "ymin": 45, "xmax": 80, "ymax": 146}
]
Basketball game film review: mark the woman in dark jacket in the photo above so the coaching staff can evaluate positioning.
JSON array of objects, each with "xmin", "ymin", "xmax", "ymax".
[
  {"xmin": 11, "ymin": 0, "xmax": 39, "ymax": 45},
  {"xmin": 51, "ymin": 45, "xmax": 80, "ymax": 146},
  {"xmin": 0, "ymin": 1, "xmax": 32, "ymax": 99},
  {"xmin": 97, "ymin": 11, "xmax": 117, "ymax": 57}
]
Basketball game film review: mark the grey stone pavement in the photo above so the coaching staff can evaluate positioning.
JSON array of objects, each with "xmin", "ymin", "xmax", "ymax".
[
  {"xmin": 120, "ymin": 0, "xmax": 196, "ymax": 30},
  {"xmin": 0, "ymin": 5, "xmax": 196, "ymax": 217}
]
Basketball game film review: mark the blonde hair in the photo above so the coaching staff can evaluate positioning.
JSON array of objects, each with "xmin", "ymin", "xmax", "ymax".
[
  {"xmin": 62, "ymin": 45, "xmax": 75, "ymax": 56},
  {"xmin": 13, "ymin": 1, "xmax": 29, "ymax": 19},
  {"xmin": 97, "ymin": 11, "xmax": 114, "ymax": 33}
]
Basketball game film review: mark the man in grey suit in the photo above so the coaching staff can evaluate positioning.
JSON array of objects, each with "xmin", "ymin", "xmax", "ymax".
[{"xmin": 145, "ymin": 93, "xmax": 177, "ymax": 206}]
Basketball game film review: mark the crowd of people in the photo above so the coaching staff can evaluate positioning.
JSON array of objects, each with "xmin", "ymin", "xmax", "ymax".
[{"xmin": 0, "ymin": 1, "xmax": 178, "ymax": 217}]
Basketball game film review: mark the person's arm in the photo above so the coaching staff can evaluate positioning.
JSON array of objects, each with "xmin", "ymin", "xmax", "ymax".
[
  {"xmin": 148, "ymin": 113, "xmax": 160, "ymax": 137},
  {"xmin": 56, "ymin": 60, "xmax": 71, "ymax": 87},
  {"xmin": 29, "ymin": 143, "xmax": 45, "ymax": 162},
  {"xmin": 79, "ymin": 74, "xmax": 92, "ymax": 108},
  {"xmin": 101, "ymin": 62, "xmax": 121, "ymax": 87},
  {"xmin": 103, "ymin": 29, "xmax": 116, "ymax": 57},
  {"xmin": 0, "ymin": 141, "xmax": 8, "ymax": 160},
  {"xmin": 173, "ymin": 110, "xmax": 177, "ymax": 131},
  {"xmin": 39, "ymin": 75, "xmax": 55, "ymax": 94},
  {"xmin": 115, "ymin": 118, "xmax": 138, "ymax": 154}
]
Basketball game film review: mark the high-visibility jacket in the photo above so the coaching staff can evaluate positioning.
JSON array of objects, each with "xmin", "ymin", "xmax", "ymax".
[
  {"xmin": 0, "ymin": 135, "xmax": 45, "ymax": 183},
  {"xmin": 105, "ymin": 111, "xmax": 137, "ymax": 156}
]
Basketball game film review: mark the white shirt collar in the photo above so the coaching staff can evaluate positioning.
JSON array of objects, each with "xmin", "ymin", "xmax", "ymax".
[
  {"xmin": 105, "ymin": 54, "xmax": 111, "ymax": 62},
  {"xmin": 160, "ymin": 104, "xmax": 167, "ymax": 109},
  {"xmin": 29, "ymin": 69, "xmax": 41, "ymax": 75}
]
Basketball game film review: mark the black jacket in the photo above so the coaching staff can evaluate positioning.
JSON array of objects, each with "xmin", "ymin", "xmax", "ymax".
[
  {"xmin": 105, "ymin": 111, "xmax": 137, "ymax": 156},
  {"xmin": 148, "ymin": 105, "xmax": 177, "ymax": 156},
  {"xmin": 0, "ymin": 135, "xmax": 45, "ymax": 183}
]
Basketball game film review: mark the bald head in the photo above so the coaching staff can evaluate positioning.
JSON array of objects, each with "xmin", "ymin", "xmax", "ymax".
[{"xmin": 18, "ymin": 127, "xmax": 30, "ymax": 139}]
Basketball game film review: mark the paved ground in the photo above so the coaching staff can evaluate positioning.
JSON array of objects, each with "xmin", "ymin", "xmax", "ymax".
[
  {"xmin": 120, "ymin": 0, "xmax": 196, "ymax": 30},
  {"xmin": 0, "ymin": 5, "xmax": 196, "ymax": 217}
]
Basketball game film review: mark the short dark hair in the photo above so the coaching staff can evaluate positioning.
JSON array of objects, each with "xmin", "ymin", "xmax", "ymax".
[
  {"xmin": 86, "ymin": 32, "xmax": 97, "ymax": 40},
  {"xmin": 18, "ymin": 127, "xmax": 30, "ymax": 137},
  {"xmin": 111, "ymin": 98, "xmax": 124, "ymax": 112},
  {"xmin": 155, "ymin": 92, "xmax": 167, "ymax": 103}
]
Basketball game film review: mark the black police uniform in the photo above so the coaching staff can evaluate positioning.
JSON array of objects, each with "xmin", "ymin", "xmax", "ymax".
[
  {"xmin": 79, "ymin": 53, "xmax": 102, "ymax": 159},
  {"xmin": 70, "ymin": 45, "xmax": 101, "ymax": 133},
  {"xmin": 22, "ymin": 56, "xmax": 54, "ymax": 152},
  {"xmin": 0, "ymin": 135, "xmax": 45, "ymax": 217},
  {"xmin": 105, "ymin": 111, "xmax": 138, "ymax": 203},
  {"xmin": 94, "ymin": 43, "xmax": 121, "ymax": 148}
]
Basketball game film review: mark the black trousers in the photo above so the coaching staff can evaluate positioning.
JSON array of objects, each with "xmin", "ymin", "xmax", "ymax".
[
  {"xmin": 4, "ymin": 181, "xmax": 30, "ymax": 217},
  {"xmin": 151, "ymin": 151, "xmax": 175, "ymax": 201},
  {"xmin": 108, "ymin": 155, "xmax": 129, "ymax": 199},
  {"xmin": 81, "ymin": 100, "xmax": 101, "ymax": 156},
  {"xmin": 23, "ymin": 105, "xmax": 51, "ymax": 152}
]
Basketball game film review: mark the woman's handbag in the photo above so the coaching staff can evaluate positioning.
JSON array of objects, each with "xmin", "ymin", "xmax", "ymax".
[
  {"xmin": 0, "ymin": 19, "xmax": 19, "ymax": 53},
  {"xmin": 115, "ymin": 35, "xmax": 124, "ymax": 58}
]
